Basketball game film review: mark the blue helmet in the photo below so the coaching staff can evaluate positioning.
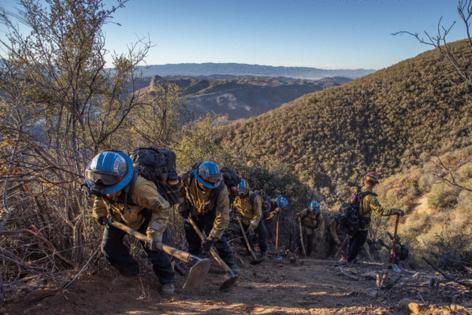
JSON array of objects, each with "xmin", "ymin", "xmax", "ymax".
[
  {"xmin": 275, "ymin": 196, "xmax": 289, "ymax": 209},
  {"xmin": 192, "ymin": 160, "xmax": 223, "ymax": 190},
  {"xmin": 308, "ymin": 200, "xmax": 321, "ymax": 214},
  {"xmin": 85, "ymin": 150, "xmax": 134, "ymax": 195},
  {"xmin": 238, "ymin": 179, "xmax": 249, "ymax": 194}
]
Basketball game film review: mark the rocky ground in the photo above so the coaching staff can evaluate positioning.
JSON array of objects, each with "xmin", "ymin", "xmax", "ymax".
[{"xmin": 2, "ymin": 256, "xmax": 472, "ymax": 314}]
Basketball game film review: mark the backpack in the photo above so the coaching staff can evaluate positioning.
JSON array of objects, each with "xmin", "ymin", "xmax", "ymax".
[
  {"xmin": 260, "ymin": 192, "xmax": 272, "ymax": 219},
  {"xmin": 130, "ymin": 147, "xmax": 181, "ymax": 206},
  {"xmin": 336, "ymin": 190, "xmax": 376, "ymax": 235},
  {"xmin": 221, "ymin": 167, "xmax": 241, "ymax": 189}
]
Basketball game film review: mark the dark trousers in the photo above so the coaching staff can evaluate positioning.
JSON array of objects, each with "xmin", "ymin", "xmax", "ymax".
[
  {"xmin": 242, "ymin": 220, "xmax": 268, "ymax": 255},
  {"xmin": 101, "ymin": 214, "xmax": 175, "ymax": 284},
  {"xmin": 299, "ymin": 228, "xmax": 315, "ymax": 256},
  {"xmin": 183, "ymin": 212, "xmax": 236, "ymax": 270},
  {"xmin": 265, "ymin": 219, "xmax": 274, "ymax": 240},
  {"xmin": 347, "ymin": 230, "xmax": 368, "ymax": 262}
]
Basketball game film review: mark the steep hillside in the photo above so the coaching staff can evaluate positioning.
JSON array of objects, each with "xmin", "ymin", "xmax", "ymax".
[
  {"xmin": 141, "ymin": 75, "xmax": 350, "ymax": 120},
  {"xmin": 222, "ymin": 40, "xmax": 472, "ymax": 204},
  {"xmin": 137, "ymin": 63, "xmax": 373, "ymax": 80},
  {"xmin": 375, "ymin": 145, "xmax": 472, "ymax": 269}
]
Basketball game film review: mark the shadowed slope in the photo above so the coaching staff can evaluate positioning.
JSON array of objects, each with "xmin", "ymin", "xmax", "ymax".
[{"xmin": 223, "ymin": 40, "xmax": 472, "ymax": 203}]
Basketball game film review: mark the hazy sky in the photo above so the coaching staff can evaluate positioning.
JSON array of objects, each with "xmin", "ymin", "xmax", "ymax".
[{"xmin": 1, "ymin": 0, "xmax": 467, "ymax": 69}]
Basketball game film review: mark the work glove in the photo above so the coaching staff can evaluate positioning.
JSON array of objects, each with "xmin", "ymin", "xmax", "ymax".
[
  {"xmin": 394, "ymin": 209, "xmax": 405, "ymax": 217},
  {"xmin": 97, "ymin": 216, "xmax": 110, "ymax": 226},
  {"xmin": 201, "ymin": 238, "xmax": 214, "ymax": 257},
  {"xmin": 266, "ymin": 211, "xmax": 276, "ymax": 221},
  {"xmin": 146, "ymin": 221, "xmax": 166, "ymax": 251}
]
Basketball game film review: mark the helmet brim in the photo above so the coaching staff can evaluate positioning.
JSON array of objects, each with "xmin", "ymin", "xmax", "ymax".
[
  {"xmin": 193, "ymin": 169, "xmax": 222, "ymax": 190},
  {"xmin": 86, "ymin": 151, "xmax": 134, "ymax": 195},
  {"xmin": 365, "ymin": 176, "xmax": 379, "ymax": 184}
]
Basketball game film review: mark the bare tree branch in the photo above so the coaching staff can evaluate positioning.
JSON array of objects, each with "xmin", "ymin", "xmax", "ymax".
[
  {"xmin": 435, "ymin": 157, "xmax": 472, "ymax": 192},
  {"xmin": 393, "ymin": 3, "xmax": 472, "ymax": 84}
]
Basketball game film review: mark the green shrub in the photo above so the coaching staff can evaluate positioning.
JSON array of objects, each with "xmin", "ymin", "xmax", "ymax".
[
  {"xmin": 426, "ymin": 229, "xmax": 472, "ymax": 271},
  {"xmin": 428, "ymin": 183, "xmax": 460, "ymax": 210},
  {"xmin": 418, "ymin": 173, "xmax": 435, "ymax": 194}
]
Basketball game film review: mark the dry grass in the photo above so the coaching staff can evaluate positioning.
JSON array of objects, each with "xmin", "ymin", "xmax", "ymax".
[
  {"xmin": 222, "ymin": 40, "xmax": 472, "ymax": 207},
  {"xmin": 375, "ymin": 146, "xmax": 472, "ymax": 269}
]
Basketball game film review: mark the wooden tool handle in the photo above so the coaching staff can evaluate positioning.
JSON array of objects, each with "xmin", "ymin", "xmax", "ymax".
[
  {"xmin": 236, "ymin": 216, "xmax": 258, "ymax": 260},
  {"xmin": 110, "ymin": 221, "xmax": 194, "ymax": 263},
  {"xmin": 186, "ymin": 217, "xmax": 234, "ymax": 275},
  {"xmin": 389, "ymin": 213, "xmax": 401, "ymax": 263}
]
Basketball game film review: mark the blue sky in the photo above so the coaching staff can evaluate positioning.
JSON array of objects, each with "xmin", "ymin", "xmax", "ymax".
[{"xmin": 1, "ymin": 0, "xmax": 466, "ymax": 69}]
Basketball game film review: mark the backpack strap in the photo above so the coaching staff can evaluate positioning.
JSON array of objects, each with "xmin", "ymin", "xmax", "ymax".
[
  {"xmin": 356, "ymin": 190, "xmax": 376, "ymax": 227},
  {"xmin": 105, "ymin": 173, "xmax": 137, "ymax": 209},
  {"xmin": 249, "ymin": 192, "xmax": 257, "ymax": 204},
  {"xmin": 357, "ymin": 191, "xmax": 377, "ymax": 205},
  {"xmin": 209, "ymin": 182, "xmax": 224, "ymax": 204},
  {"xmin": 121, "ymin": 173, "xmax": 138, "ymax": 208}
]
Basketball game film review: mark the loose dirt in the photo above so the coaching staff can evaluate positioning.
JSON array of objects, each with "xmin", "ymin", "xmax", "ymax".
[{"xmin": 2, "ymin": 257, "xmax": 471, "ymax": 314}]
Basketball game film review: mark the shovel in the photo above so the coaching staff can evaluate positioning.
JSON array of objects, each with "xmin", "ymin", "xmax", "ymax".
[
  {"xmin": 186, "ymin": 217, "xmax": 238, "ymax": 291},
  {"xmin": 390, "ymin": 213, "xmax": 401, "ymax": 272},
  {"xmin": 236, "ymin": 217, "xmax": 264, "ymax": 265},
  {"xmin": 109, "ymin": 221, "xmax": 211, "ymax": 290},
  {"xmin": 275, "ymin": 213, "xmax": 280, "ymax": 252},
  {"xmin": 298, "ymin": 218, "xmax": 307, "ymax": 257}
]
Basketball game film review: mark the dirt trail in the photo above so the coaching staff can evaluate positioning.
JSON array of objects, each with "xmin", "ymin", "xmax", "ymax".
[{"xmin": 2, "ymin": 258, "xmax": 471, "ymax": 314}]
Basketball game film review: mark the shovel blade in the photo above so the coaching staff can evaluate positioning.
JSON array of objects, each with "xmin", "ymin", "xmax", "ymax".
[{"xmin": 182, "ymin": 258, "xmax": 211, "ymax": 290}]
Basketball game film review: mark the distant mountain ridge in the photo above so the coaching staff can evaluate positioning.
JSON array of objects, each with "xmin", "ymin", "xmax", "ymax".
[
  {"xmin": 138, "ymin": 75, "xmax": 350, "ymax": 120},
  {"xmin": 137, "ymin": 63, "xmax": 374, "ymax": 80},
  {"xmin": 221, "ymin": 40, "xmax": 472, "ymax": 205}
]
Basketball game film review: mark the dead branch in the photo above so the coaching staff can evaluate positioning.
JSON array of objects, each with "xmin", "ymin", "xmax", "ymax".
[
  {"xmin": 423, "ymin": 257, "xmax": 472, "ymax": 289},
  {"xmin": 336, "ymin": 267, "xmax": 360, "ymax": 281},
  {"xmin": 458, "ymin": 0, "xmax": 472, "ymax": 48},
  {"xmin": 435, "ymin": 157, "xmax": 472, "ymax": 192},
  {"xmin": 383, "ymin": 274, "xmax": 403, "ymax": 290},
  {"xmin": 0, "ymin": 227, "xmax": 75, "ymax": 267},
  {"xmin": 1, "ymin": 132, "xmax": 21, "ymax": 231},
  {"xmin": 62, "ymin": 246, "xmax": 100, "ymax": 290},
  {"xmin": 393, "ymin": 1, "xmax": 472, "ymax": 85}
]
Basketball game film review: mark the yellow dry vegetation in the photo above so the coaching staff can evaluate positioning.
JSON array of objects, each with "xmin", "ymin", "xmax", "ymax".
[
  {"xmin": 222, "ymin": 40, "xmax": 472, "ymax": 207},
  {"xmin": 375, "ymin": 146, "xmax": 472, "ymax": 269}
]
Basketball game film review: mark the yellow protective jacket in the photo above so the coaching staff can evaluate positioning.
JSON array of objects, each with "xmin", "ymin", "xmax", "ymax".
[
  {"xmin": 233, "ymin": 192, "xmax": 263, "ymax": 229},
  {"xmin": 180, "ymin": 176, "xmax": 230, "ymax": 241},
  {"xmin": 92, "ymin": 175, "xmax": 170, "ymax": 230},
  {"xmin": 265, "ymin": 200, "xmax": 282, "ymax": 221},
  {"xmin": 358, "ymin": 187, "xmax": 394, "ymax": 230},
  {"xmin": 296, "ymin": 208, "xmax": 320, "ymax": 230}
]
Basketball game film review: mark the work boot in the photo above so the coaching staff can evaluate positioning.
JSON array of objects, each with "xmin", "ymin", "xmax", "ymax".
[{"xmin": 159, "ymin": 283, "xmax": 175, "ymax": 296}]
